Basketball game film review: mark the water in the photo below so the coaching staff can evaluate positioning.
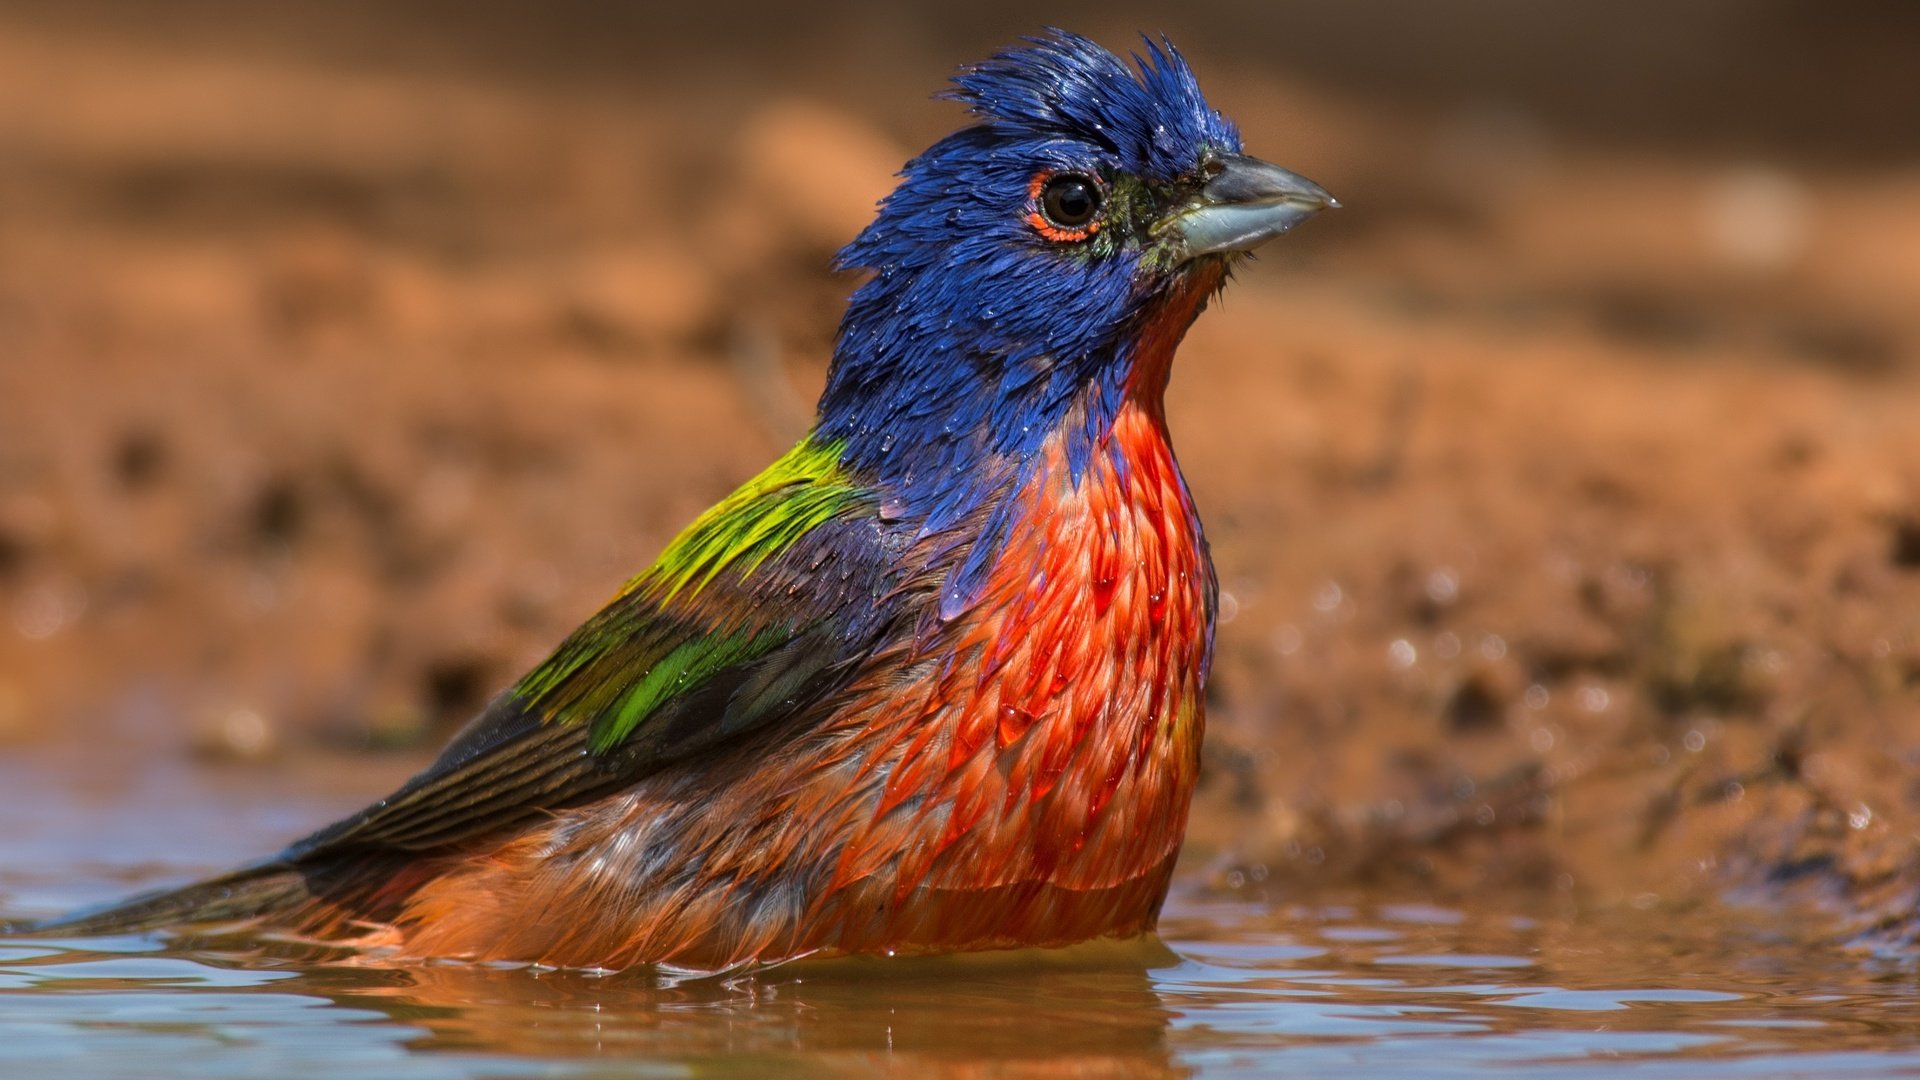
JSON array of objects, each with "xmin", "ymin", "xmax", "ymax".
[{"xmin": 3, "ymin": 751, "xmax": 1918, "ymax": 1078}]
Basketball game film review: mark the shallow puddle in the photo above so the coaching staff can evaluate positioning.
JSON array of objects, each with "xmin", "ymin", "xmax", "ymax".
[{"xmin": 3, "ymin": 752, "xmax": 1918, "ymax": 1078}]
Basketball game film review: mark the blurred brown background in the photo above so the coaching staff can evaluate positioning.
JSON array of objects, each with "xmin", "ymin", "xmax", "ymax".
[{"xmin": 1, "ymin": 1, "xmax": 1917, "ymax": 934}]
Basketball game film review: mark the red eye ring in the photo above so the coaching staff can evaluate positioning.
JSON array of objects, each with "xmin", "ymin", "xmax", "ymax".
[{"xmin": 1025, "ymin": 170, "xmax": 1104, "ymax": 242}]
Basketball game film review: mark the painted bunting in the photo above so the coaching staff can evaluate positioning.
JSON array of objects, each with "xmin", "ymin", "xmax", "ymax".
[{"xmin": 34, "ymin": 31, "xmax": 1334, "ymax": 972}]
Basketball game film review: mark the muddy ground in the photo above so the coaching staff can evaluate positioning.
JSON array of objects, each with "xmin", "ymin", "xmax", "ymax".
[{"xmin": 1, "ymin": 3, "xmax": 1917, "ymax": 943}]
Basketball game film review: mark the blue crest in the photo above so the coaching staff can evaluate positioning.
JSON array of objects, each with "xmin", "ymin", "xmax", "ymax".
[{"xmin": 947, "ymin": 30, "xmax": 1240, "ymax": 182}]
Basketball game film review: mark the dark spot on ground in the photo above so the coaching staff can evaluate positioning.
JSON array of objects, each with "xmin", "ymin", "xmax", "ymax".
[
  {"xmin": 113, "ymin": 431, "xmax": 167, "ymax": 491},
  {"xmin": 424, "ymin": 656, "xmax": 493, "ymax": 728},
  {"xmin": 1891, "ymin": 517, "xmax": 1920, "ymax": 571},
  {"xmin": 251, "ymin": 479, "xmax": 306, "ymax": 549}
]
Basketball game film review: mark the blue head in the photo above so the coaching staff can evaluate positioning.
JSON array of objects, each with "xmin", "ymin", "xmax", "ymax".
[{"xmin": 816, "ymin": 31, "xmax": 1333, "ymax": 535}]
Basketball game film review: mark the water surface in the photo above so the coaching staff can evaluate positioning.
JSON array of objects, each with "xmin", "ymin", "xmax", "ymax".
[{"xmin": 2, "ymin": 751, "xmax": 1916, "ymax": 1078}]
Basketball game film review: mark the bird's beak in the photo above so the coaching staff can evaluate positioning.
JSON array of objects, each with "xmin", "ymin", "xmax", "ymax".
[{"xmin": 1165, "ymin": 154, "xmax": 1338, "ymax": 260}]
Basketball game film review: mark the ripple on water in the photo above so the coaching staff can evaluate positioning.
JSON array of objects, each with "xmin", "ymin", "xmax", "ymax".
[
  {"xmin": 0, "ymin": 895, "xmax": 1913, "ymax": 1078},
  {"xmin": 5, "ymin": 760, "xmax": 1920, "ymax": 1079}
]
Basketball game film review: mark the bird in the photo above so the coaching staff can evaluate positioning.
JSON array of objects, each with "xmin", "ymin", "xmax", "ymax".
[{"xmin": 24, "ymin": 30, "xmax": 1335, "ymax": 972}]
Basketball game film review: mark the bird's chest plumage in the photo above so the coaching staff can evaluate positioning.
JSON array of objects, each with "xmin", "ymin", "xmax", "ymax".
[{"xmin": 826, "ymin": 398, "xmax": 1215, "ymax": 940}]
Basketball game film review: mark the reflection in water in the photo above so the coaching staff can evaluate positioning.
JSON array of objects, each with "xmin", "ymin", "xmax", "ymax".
[
  {"xmin": 0, "ymin": 932, "xmax": 1182, "ymax": 1078},
  {"xmin": 4, "ymin": 891, "xmax": 1920, "ymax": 1078},
  {"xmin": 282, "ymin": 938, "xmax": 1182, "ymax": 1075}
]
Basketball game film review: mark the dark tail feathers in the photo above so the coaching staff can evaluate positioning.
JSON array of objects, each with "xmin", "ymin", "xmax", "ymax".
[{"xmin": 5, "ymin": 861, "xmax": 315, "ymax": 937}]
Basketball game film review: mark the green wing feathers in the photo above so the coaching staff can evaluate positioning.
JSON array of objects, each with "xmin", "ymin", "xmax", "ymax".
[
  {"xmin": 513, "ymin": 436, "xmax": 868, "ymax": 754},
  {"xmin": 251, "ymin": 435, "xmax": 883, "ymax": 862},
  {"xmin": 647, "ymin": 437, "xmax": 863, "ymax": 602}
]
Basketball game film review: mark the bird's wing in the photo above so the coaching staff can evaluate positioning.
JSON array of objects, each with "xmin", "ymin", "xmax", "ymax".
[{"xmin": 282, "ymin": 438, "xmax": 911, "ymax": 860}]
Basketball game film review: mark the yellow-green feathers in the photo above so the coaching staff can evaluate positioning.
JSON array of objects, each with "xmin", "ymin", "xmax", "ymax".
[
  {"xmin": 644, "ymin": 438, "xmax": 859, "ymax": 603},
  {"xmin": 513, "ymin": 437, "xmax": 868, "ymax": 754}
]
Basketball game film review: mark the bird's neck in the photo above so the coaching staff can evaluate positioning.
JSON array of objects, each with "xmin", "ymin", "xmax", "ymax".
[
  {"xmin": 813, "ymin": 264, "xmax": 1222, "ymax": 618},
  {"xmin": 814, "ymin": 264, "xmax": 1223, "ymax": 533}
]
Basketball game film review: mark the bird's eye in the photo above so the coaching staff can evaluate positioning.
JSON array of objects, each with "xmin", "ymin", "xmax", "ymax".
[
  {"xmin": 1026, "ymin": 171, "xmax": 1104, "ymax": 241},
  {"xmin": 1042, "ymin": 175, "xmax": 1100, "ymax": 227}
]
